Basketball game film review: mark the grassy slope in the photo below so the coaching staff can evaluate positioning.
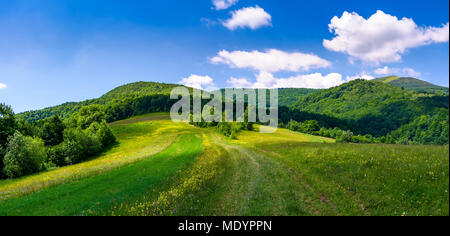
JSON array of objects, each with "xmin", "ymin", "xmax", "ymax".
[
  {"xmin": 0, "ymin": 135, "xmax": 203, "ymax": 216},
  {"xmin": 237, "ymin": 134, "xmax": 449, "ymax": 216},
  {"xmin": 168, "ymin": 126, "xmax": 448, "ymax": 216},
  {"xmin": 0, "ymin": 113, "xmax": 448, "ymax": 216},
  {"xmin": 0, "ymin": 116, "xmax": 181, "ymax": 200}
]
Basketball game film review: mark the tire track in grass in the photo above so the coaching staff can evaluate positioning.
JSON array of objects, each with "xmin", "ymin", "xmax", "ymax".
[{"xmin": 209, "ymin": 137, "xmax": 330, "ymax": 216}]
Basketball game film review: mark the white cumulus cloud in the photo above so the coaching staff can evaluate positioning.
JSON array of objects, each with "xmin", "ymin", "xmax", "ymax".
[
  {"xmin": 179, "ymin": 74, "xmax": 216, "ymax": 90},
  {"xmin": 211, "ymin": 49, "xmax": 331, "ymax": 73},
  {"xmin": 374, "ymin": 66, "xmax": 421, "ymax": 77},
  {"xmin": 226, "ymin": 72, "xmax": 349, "ymax": 89},
  {"xmin": 222, "ymin": 6, "xmax": 272, "ymax": 30},
  {"xmin": 323, "ymin": 10, "xmax": 449, "ymax": 64},
  {"xmin": 273, "ymin": 73, "xmax": 346, "ymax": 89},
  {"xmin": 0, "ymin": 83, "xmax": 7, "ymax": 89},
  {"xmin": 212, "ymin": 0, "xmax": 238, "ymax": 10}
]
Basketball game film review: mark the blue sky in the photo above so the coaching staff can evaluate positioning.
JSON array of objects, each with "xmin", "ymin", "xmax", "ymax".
[{"xmin": 0, "ymin": 0, "xmax": 448, "ymax": 113}]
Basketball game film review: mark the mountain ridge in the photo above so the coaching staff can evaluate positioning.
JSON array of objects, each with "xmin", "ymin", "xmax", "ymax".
[{"xmin": 374, "ymin": 76, "xmax": 449, "ymax": 94}]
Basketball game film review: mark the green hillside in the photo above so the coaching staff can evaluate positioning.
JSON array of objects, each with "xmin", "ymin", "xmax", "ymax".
[
  {"xmin": 18, "ymin": 83, "xmax": 317, "ymax": 121},
  {"xmin": 375, "ymin": 76, "xmax": 449, "ymax": 94},
  {"xmin": 101, "ymin": 81, "xmax": 185, "ymax": 98},
  {"xmin": 18, "ymin": 82, "xmax": 185, "ymax": 122},
  {"xmin": 278, "ymin": 88, "xmax": 320, "ymax": 106},
  {"xmin": 291, "ymin": 79, "xmax": 449, "ymax": 137}
]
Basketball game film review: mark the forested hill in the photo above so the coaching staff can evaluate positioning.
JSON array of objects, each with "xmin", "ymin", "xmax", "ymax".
[
  {"xmin": 375, "ymin": 76, "xmax": 449, "ymax": 95},
  {"xmin": 18, "ymin": 83, "xmax": 319, "ymax": 121},
  {"xmin": 291, "ymin": 79, "xmax": 449, "ymax": 137},
  {"xmin": 101, "ymin": 81, "xmax": 183, "ymax": 98},
  {"xmin": 18, "ymin": 82, "xmax": 186, "ymax": 122},
  {"xmin": 278, "ymin": 88, "xmax": 320, "ymax": 106}
]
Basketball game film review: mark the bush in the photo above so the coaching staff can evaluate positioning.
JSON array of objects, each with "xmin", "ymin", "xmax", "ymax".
[
  {"xmin": 217, "ymin": 122, "xmax": 242, "ymax": 140},
  {"xmin": 62, "ymin": 128, "xmax": 102, "ymax": 164},
  {"xmin": 88, "ymin": 121, "xmax": 116, "ymax": 148},
  {"xmin": 3, "ymin": 132, "xmax": 47, "ymax": 178},
  {"xmin": 46, "ymin": 144, "xmax": 66, "ymax": 167}
]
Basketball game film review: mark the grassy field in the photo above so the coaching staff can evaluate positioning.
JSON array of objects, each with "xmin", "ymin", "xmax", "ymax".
[{"xmin": 0, "ymin": 113, "xmax": 448, "ymax": 216}]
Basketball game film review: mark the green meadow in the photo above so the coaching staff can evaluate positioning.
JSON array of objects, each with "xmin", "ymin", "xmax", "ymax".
[{"xmin": 0, "ymin": 114, "xmax": 448, "ymax": 216}]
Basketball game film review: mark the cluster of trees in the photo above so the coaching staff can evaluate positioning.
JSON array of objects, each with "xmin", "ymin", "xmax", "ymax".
[
  {"xmin": 190, "ymin": 109, "xmax": 254, "ymax": 139},
  {"xmin": 284, "ymin": 114, "xmax": 449, "ymax": 145},
  {"xmin": 390, "ymin": 110, "xmax": 449, "ymax": 145},
  {"xmin": 0, "ymin": 103, "xmax": 116, "ymax": 179}
]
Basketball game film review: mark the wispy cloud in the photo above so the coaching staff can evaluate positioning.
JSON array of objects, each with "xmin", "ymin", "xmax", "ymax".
[
  {"xmin": 0, "ymin": 83, "xmax": 7, "ymax": 89},
  {"xmin": 201, "ymin": 18, "xmax": 218, "ymax": 28},
  {"xmin": 374, "ymin": 66, "xmax": 421, "ymax": 77},
  {"xmin": 212, "ymin": 0, "xmax": 238, "ymax": 10}
]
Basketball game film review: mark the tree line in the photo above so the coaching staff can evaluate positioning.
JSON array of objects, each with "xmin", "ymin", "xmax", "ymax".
[{"xmin": 0, "ymin": 103, "xmax": 116, "ymax": 179}]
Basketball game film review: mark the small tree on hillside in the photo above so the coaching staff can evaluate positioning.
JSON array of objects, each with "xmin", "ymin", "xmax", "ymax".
[{"xmin": 0, "ymin": 103, "xmax": 16, "ymax": 148}]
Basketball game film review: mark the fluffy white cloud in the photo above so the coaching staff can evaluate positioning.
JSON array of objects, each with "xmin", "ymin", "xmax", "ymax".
[
  {"xmin": 226, "ymin": 72, "xmax": 349, "ymax": 89},
  {"xmin": 374, "ymin": 66, "xmax": 421, "ymax": 77},
  {"xmin": 179, "ymin": 74, "xmax": 215, "ymax": 90},
  {"xmin": 212, "ymin": 0, "xmax": 238, "ymax": 10},
  {"xmin": 227, "ymin": 77, "xmax": 252, "ymax": 88},
  {"xmin": 273, "ymin": 73, "xmax": 346, "ymax": 89},
  {"xmin": 222, "ymin": 6, "xmax": 272, "ymax": 30},
  {"xmin": 0, "ymin": 83, "xmax": 7, "ymax": 89},
  {"xmin": 323, "ymin": 10, "xmax": 449, "ymax": 64},
  {"xmin": 211, "ymin": 49, "xmax": 331, "ymax": 73}
]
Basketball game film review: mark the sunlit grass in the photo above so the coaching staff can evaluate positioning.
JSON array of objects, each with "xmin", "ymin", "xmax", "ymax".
[
  {"xmin": 0, "ymin": 118, "xmax": 184, "ymax": 201},
  {"xmin": 0, "ymin": 134, "xmax": 203, "ymax": 216},
  {"xmin": 238, "ymin": 132, "xmax": 449, "ymax": 216}
]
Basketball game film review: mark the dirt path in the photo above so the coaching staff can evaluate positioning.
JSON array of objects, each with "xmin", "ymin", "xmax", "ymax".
[{"xmin": 206, "ymin": 135, "xmax": 339, "ymax": 216}]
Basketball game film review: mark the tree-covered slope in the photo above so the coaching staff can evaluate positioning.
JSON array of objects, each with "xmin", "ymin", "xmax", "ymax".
[
  {"xmin": 18, "ymin": 82, "xmax": 188, "ymax": 122},
  {"xmin": 101, "ymin": 81, "xmax": 184, "ymax": 98},
  {"xmin": 278, "ymin": 88, "xmax": 320, "ymax": 106},
  {"xmin": 291, "ymin": 79, "xmax": 449, "ymax": 136},
  {"xmin": 375, "ymin": 76, "xmax": 449, "ymax": 95}
]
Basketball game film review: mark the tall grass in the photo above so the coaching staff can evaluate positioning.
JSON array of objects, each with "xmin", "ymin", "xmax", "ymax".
[{"xmin": 237, "ymin": 128, "xmax": 449, "ymax": 216}]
